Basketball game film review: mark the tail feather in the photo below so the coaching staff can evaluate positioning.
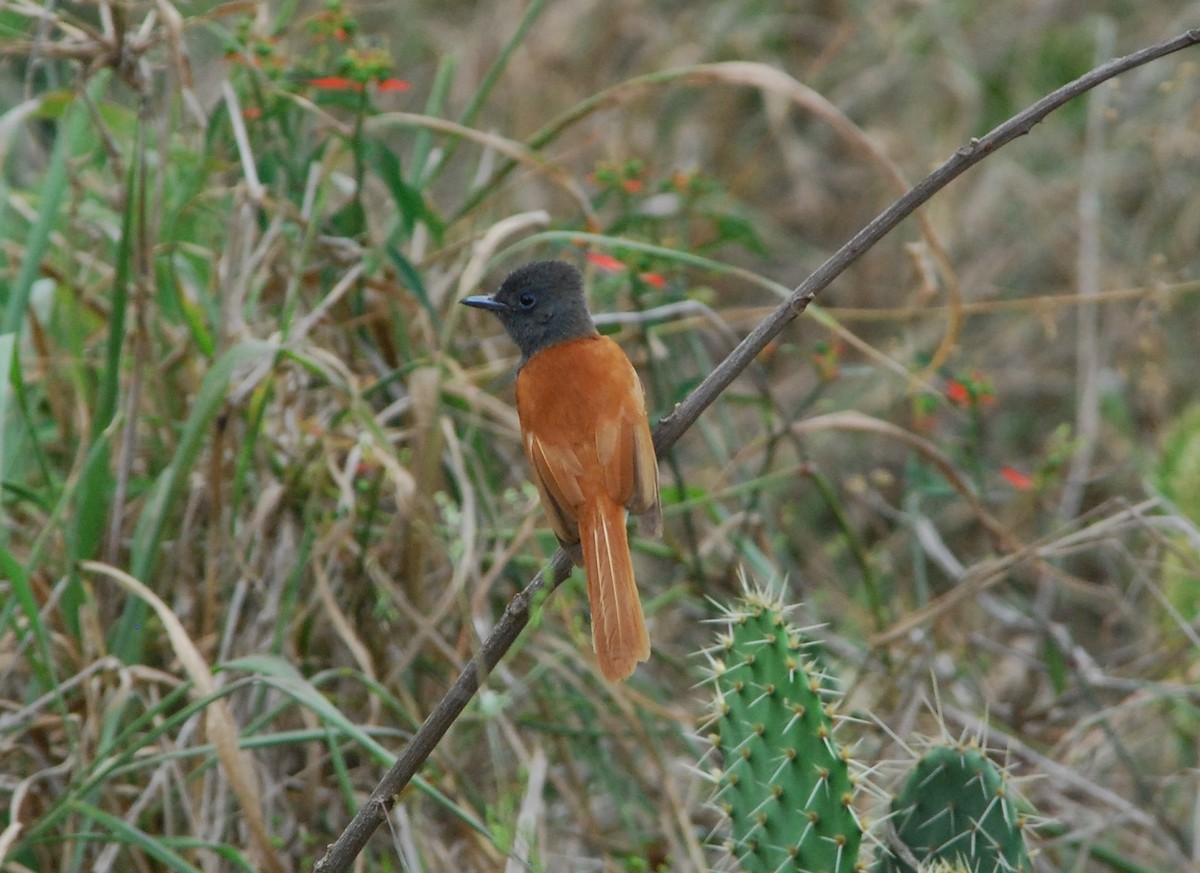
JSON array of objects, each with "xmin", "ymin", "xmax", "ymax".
[{"xmin": 581, "ymin": 500, "xmax": 650, "ymax": 681}]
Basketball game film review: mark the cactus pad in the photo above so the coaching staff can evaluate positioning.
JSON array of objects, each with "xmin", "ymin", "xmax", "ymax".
[
  {"xmin": 874, "ymin": 743, "xmax": 1030, "ymax": 873},
  {"xmin": 706, "ymin": 589, "xmax": 862, "ymax": 873}
]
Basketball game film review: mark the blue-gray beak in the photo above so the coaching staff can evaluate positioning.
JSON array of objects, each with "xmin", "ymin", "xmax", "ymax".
[{"xmin": 461, "ymin": 295, "xmax": 508, "ymax": 313}]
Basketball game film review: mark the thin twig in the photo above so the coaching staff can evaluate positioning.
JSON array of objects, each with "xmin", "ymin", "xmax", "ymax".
[{"xmin": 312, "ymin": 27, "xmax": 1200, "ymax": 873}]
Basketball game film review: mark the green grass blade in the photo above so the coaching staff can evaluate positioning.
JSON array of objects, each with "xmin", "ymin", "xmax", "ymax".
[
  {"xmin": 0, "ymin": 332, "xmax": 13, "ymax": 516},
  {"xmin": 412, "ymin": 54, "xmax": 456, "ymax": 186},
  {"xmin": 63, "ymin": 800, "xmax": 205, "ymax": 873},
  {"xmin": 0, "ymin": 542, "xmax": 58, "ymax": 693},
  {"xmin": 2, "ymin": 83, "xmax": 95, "ymax": 335},
  {"xmin": 63, "ymin": 112, "xmax": 145, "ymax": 638}
]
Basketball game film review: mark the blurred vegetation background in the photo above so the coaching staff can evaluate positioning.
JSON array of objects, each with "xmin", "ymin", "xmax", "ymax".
[{"xmin": 2, "ymin": 0, "xmax": 1199, "ymax": 871}]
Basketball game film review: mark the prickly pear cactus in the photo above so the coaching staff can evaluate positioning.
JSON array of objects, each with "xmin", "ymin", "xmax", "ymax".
[
  {"xmin": 1154, "ymin": 403, "xmax": 1200, "ymax": 624},
  {"xmin": 874, "ymin": 743, "xmax": 1030, "ymax": 873},
  {"xmin": 704, "ymin": 588, "xmax": 862, "ymax": 873}
]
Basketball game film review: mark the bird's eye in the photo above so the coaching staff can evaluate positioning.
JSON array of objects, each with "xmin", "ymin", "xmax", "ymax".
[{"xmin": 517, "ymin": 292, "xmax": 537, "ymax": 310}]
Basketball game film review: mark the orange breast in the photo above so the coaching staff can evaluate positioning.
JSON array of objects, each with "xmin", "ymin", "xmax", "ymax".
[{"xmin": 515, "ymin": 335, "xmax": 652, "ymax": 518}]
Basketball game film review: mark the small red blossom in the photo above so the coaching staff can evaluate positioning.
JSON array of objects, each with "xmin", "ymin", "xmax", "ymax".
[
  {"xmin": 638, "ymin": 271, "xmax": 666, "ymax": 288},
  {"xmin": 309, "ymin": 76, "xmax": 363, "ymax": 92},
  {"xmin": 376, "ymin": 78, "xmax": 410, "ymax": 93},
  {"xmin": 586, "ymin": 252, "xmax": 625, "ymax": 273},
  {"xmin": 946, "ymin": 369, "xmax": 996, "ymax": 406},
  {"xmin": 621, "ymin": 178, "xmax": 644, "ymax": 194},
  {"xmin": 1000, "ymin": 466, "xmax": 1034, "ymax": 491},
  {"xmin": 242, "ymin": 106, "xmax": 262, "ymax": 120},
  {"xmin": 945, "ymin": 378, "xmax": 970, "ymax": 406}
]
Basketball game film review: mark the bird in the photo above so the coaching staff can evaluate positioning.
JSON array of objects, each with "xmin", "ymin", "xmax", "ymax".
[{"xmin": 462, "ymin": 260, "xmax": 660, "ymax": 681}]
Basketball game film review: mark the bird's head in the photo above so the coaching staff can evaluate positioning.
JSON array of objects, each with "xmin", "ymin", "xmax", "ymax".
[{"xmin": 462, "ymin": 260, "xmax": 598, "ymax": 361}]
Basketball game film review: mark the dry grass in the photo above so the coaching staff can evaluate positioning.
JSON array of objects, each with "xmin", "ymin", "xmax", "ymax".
[{"xmin": 2, "ymin": 1, "xmax": 1199, "ymax": 871}]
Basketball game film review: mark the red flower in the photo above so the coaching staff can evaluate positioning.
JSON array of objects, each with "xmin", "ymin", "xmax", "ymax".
[
  {"xmin": 586, "ymin": 252, "xmax": 625, "ymax": 273},
  {"xmin": 1000, "ymin": 466, "xmax": 1034, "ymax": 491},
  {"xmin": 945, "ymin": 378, "xmax": 970, "ymax": 406},
  {"xmin": 309, "ymin": 76, "xmax": 363, "ymax": 92},
  {"xmin": 621, "ymin": 178, "xmax": 644, "ymax": 194},
  {"xmin": 638, "ymin": 271, "xmax": 666, "ymax": 288},
  {"xmin": 242, "ymin": 106, "xmax": 262, "ymax": 120},
  {"xmin": 377, "ymin": 78, "xmax": 410, "ymax": 93}
]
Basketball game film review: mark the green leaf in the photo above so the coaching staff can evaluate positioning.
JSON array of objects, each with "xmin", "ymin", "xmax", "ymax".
[
  {"xmin": 329, "ymin": 197, "xmax": 366, "ymax": 238},
  {"xmin": 31, "ymin": 89, "xmax": 76, "ymax": 120},
  {"xmin": 385, "ymin": 243, "xmax": 434, "ymax": 324},
  {"xmin": 366, "ymin": 137, "xmax": 445, "ymax": 243},
  {"xmin": 1043, "ymin": 634, "xmax": 1069, "ymax": 695}
]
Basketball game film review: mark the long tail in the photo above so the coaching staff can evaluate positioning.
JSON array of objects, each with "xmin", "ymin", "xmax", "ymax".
[{"xmin": 580, "ymin": 499, "xmax": 650, "ymax": 681}]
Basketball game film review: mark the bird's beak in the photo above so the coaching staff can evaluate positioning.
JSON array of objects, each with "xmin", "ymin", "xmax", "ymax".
[{"xmin": 461, "ymin": 295, "xmax": 508, "ymax": 313}]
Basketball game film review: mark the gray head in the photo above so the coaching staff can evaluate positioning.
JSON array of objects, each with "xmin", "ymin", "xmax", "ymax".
[{"xmin": 461, "ymin": 260, "xmax": 598, "ymax": 361}]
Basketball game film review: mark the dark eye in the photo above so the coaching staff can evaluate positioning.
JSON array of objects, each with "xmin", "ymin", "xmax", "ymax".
[{"xmin": 517, "ymin": 292, "xmax": 536, "ymax": 310}]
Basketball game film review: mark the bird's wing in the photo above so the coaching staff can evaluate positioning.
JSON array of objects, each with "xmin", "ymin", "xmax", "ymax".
[
  {"xmin": 525, "ymin": 431, "xmax": 584, "ymax": 546},
  {"xmin": 619, "ymin": 364, "xmax": 661, "ymax": 533}
]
